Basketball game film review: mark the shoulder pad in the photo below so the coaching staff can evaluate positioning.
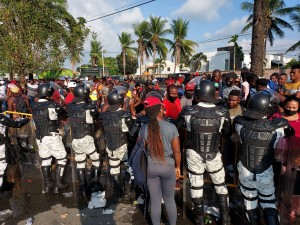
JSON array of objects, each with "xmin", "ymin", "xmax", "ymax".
[
  {"xmin": 181, "ymin": 105, "xmax": 198, "ymax": 115},
  {"xmin": 83, "ymin": 102, "xmax": 97, "ymax": 110},
  {"xmin": 216, "ymin": 107, "xmax": 229, "ymax": 117},
  {"xmin": 270, "ymin": 118, "xmax": 289, "ymax": 128},
  {"xmin": 234, "ymin": 115, "xmax": 250, "ymax": 125},
  {"xmin": 121, "ymin": 112, "xmax": 131, "ymax": 118}
]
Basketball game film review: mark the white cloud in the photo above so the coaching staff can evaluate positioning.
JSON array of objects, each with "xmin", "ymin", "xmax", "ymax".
[
  {"xmin": 64, "ymin": 0, "xmax": 145, "ymax": 68},
  {"xmin": 172, "ymin": 0, "xmax": 230, "ymax": 22},
  {"xmin": 204, "ymin": 16, "xmax": 249, "ymax": 39},
  {"xmin": 113, "ymin": 8, "xmax": 144, "ymax": 28}
]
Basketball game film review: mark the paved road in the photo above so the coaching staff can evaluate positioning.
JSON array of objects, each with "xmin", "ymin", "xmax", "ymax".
[{"xmin": 0, "ymin": 154, "xmax": 297, "ymax": 225}]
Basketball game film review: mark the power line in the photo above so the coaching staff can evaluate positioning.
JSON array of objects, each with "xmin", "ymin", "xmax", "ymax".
[
  {"xmin": 195, "ymin": 22, "xmax": 299, "ymax": 45},
  {"xmin": 86, "ymin": 0, "xmax": 155, "ymax": 23},
  {"xmin": 86, "ymin": 0, "xmax": 149, "ymax": 20}
]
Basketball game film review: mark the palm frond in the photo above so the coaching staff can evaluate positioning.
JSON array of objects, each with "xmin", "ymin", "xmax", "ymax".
[{"xmin": 285, "ymin": 41, "xmax": 300, "ymax": 53}]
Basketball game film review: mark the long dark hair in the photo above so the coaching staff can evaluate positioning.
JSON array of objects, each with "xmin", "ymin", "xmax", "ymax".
[{"xmin": 145, "ymin": 104, "xmax": 164, "ymax": 161}]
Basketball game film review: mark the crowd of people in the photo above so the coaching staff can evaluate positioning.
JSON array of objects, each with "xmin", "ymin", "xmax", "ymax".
[{"xmin": 0, "ymin": 64, "xmax": 299, "ymax": 225}]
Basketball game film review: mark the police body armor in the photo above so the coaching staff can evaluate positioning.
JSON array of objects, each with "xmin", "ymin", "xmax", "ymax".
[
  {"xmin": 99, "ymin": 111, "xmax": 130, "ymax": 151},
  {"xmin": 31, "ymin": 101, "xmax": 59, "ymax": 140},
  {"xmin": 184, "ymin": 105, "xmax": 230, "ymax": 161},
  {"xmin": 235, "ymin": 116, "xmax": 288, "ymax": 173},
  {"xmin": 67, "ymin": 103, "xmax": 94, "ymax": 139}
]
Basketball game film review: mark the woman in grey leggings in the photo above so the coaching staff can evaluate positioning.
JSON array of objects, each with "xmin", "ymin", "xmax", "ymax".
[{"xmin": 142, "ymin": 96, "xmax": 181, "ymax": 225}]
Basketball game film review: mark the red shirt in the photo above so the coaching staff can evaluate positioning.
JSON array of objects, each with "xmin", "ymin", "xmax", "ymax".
[
  {"xmin": 163, "ymin": 98, "xmax": 181, "ymax": 120},
  {"xmin": 52, "ymin": 90, "xmax": 61, "ymax": 105},
  {"xmin": 273, "ymin": 112, "xmax": 300, "ymax": 137},
  {"xmin": 65, "ymin": 92, "xmax": 74, "ymax": 105}
]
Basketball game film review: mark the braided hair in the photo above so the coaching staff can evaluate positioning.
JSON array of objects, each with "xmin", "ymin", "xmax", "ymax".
[{"xmin": 145, "ymin": 104, "xmax": 165, "ymax": 162}]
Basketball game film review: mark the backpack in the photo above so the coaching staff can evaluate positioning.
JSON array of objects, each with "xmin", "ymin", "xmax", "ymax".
[{"xmin": 129, "ymin": 124, "xmax": 148, "ymax": 186}]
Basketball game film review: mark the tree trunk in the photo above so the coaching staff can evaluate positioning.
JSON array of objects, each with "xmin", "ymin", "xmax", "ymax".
[
  {"xmin": 123, "ymin": 51, "xmax": 126, "ymax": 77},
  {"xmin": 152, "ymin": 44, "xmax": 156, "ymax": 76},
  {"xmin": 250, "ymin": 0, "xmax": 266, "ymax": 76}
]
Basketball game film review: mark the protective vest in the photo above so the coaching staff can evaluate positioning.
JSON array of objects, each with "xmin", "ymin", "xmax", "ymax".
[
  {"xmin": 67, "ymin": 103, "xmax": 94, "ymax": 139},
  {"xmin": 182, "ymin": 105, "xmax": 230, "ymax": 161},
  {"xmin": 99, "ymin": 111, "xmax": 130, "ymax": 150},
  {"xmin": 31, "ymin": 101, "xmax": 58, "ymax": 140},
  {"xmin": 235, "ymin": 116, "xmax": 288, "ymax": 173}
]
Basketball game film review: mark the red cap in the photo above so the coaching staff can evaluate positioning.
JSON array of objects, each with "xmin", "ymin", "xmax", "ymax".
[
  {"xmin": 185, "ymin": 82, "xmax": 195, "ymax": 91},
  {"xmin": 144, "ymin": 96, "xmax": 163, "ymax": 108}
]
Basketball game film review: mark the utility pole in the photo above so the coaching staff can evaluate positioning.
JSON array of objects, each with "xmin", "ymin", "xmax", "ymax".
[
  {"xmin": 102, "ymin": 48, "xmax": 105, "ymax": 77},
  {"xmin": 233, "ymin": 45, "xmax": 236, "ymax": 71}
]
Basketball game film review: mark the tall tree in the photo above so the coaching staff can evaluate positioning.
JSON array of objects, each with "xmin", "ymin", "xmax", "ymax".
[
  {"xmin": 0, "ymin": 0, "xmax": 87, "ymax": 80},
  {"xmin": 250, "ymin": 0, "xmax": 267, "ymax": 75},
  {"xmin": 89, "ymin": 32, "xmax": 103, "ymax": 68},
  {"xmin": 170, "ymin": 18, "xmax": 198, "ymax": 73},
  {"xmin": 241, "ymin": 0, "xmax": 296, "ymax": 63},
  {"xmin": 286, "ymin": 4, "xmax": 300, "ymax": 53},
  {"xmin": 118, "ymin": 32, "xmax": 135, "ymax": 77},
  {"xmin": 228, "ymin": 34, "xmax": 244, "ymax": 70},
  {"xmin": 148, "ymin": 16, "xmax": 171, "ymax": 75},
  {"xmin": 133, "ymin": 21, "xmax": 151, "ymax": 76},
  {"xmin": 66, "ymin": 17, "xmax": 89, "ymax": 72}
]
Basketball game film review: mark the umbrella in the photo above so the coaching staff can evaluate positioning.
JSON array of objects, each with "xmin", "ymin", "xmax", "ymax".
[
  {"xmin": 50, "ymin": 81, "xmax": 60, "ymax": 90},
  {"xmin": 39, "ymin": 68, "xmax": 74, "ymax": 79},
  {"xmin": 188, "ymin": 76, "xmax": 204, "ymax": 86}
]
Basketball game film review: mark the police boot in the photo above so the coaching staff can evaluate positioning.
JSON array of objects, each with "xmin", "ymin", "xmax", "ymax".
[
  {"xmin": 192, "ymin": 198, "xmax": 205, "ymax": 225},
  {"xmin": 263, "ymin": 208, "xmax": 279, "ymax": 225},
  {"xmin": 112, "ymin": 174, "xmax": 123, "ymax": 201},
  {"xmin": 41, "ymin": 166, "xmax": 53, "ymax": 193},
  {"xmin": 88, "ymin": 165, "xmax": 104, "ymax": 193},
  {"xmin": 246, "ymin": 208, "xmax": 260, "ymax": 225},
  {"xmin": 218, "ymin": 194, "xmax": 231, "ymax": 225},
  {"xmin": 77, "ymin": 169, "xmax": 87, "ymax": 198},
  {"xmin": 53, "ymin": 165, "xmax": 68, "ymax": 194}
]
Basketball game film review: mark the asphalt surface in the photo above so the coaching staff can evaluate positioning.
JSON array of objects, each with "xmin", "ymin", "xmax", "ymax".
[{"xmin": 0, "ymin": 152, "xmax": 299, "ymax": 225}]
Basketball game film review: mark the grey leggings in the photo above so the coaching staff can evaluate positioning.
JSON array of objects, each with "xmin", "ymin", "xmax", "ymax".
[{"xmin": 147, "ymin": 163, "xmax": 177, "ymax": 225}]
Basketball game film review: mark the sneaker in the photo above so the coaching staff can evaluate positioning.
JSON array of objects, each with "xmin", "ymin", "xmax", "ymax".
[{"xmin": 88, "ymin": 198, "xmax": 106, "ymax": 209}]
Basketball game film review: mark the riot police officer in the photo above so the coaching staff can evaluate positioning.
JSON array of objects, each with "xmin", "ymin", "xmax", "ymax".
[
  {"xmin": 31, "ymin": 83, "xmax": 68, "ymax": 194},
  {"xmin": 66, "ymin": 84, "xmax": 102, "ymax": 197},
  {"xmin": 178, "ymin": 80, "xmax": 231, "ymax": 225},
  {"xmin": 234, "ymin": 92, "xmax": 290, "ymax": 225},
  {"xmin": 99, "ymin": 89, "xmax": 132, "ymax": 200},
  {"xmin": 0, "ymin": 114, "xmax": 29, "ymax": 197}
]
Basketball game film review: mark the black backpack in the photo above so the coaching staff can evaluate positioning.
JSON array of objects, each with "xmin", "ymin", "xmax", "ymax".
[{"xmin": 129, "ymin": 125, "xmax": 147, "ymax": 186}]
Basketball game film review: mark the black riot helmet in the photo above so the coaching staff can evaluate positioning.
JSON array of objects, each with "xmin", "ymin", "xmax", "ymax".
[
  {"xmin": 107, "ymin": 89, "xmax": 124, "ymax": 105},
  {"xmin": 74, "ymin": 84, "xmax": 89, "ymax": 99},
  {"xmin": 194, "ymin": 80, "xmax": 218, "ymax": 103},
  {"xmin": 37, "ymin": 83, "xmax": 54, "ymax": 98},
  {"xmin": 243, "ymin": 91, "xmax": 274, "ymax": 119}
]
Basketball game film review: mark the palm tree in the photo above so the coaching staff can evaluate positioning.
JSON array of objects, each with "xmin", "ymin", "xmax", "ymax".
[
  {"xmin": 118, "ymin": 32, "xmax": 135, "ymax": 77},
  {"xmin": 170, "ymin": 18, "xmax": 198, "ymax": 73},
  {"xmin": 155, "ymin": 58, "xmax": 167, "ymax": 75},
  {"xmin": 189, "ymin": 52, "xmax": 207, "ymax": 72},
  {"xmin": 67, "ymin": 17, "xmax": 89, "ymax": 71},
  {"xmin": 89, "ymin": 32, "xmax": 103, "ymax": 68},
  {"xmin": 133, "ymin": 21, "xmax": 151, "ymax": 76},
  {"xmin": 228, "ymin": 34, "xmax": 244, "ymax": 70},
  {"xmin": 286, "ymin": 4, "xmax": 300, "ymax": 53},
  {"xmin": 148, "ymin": 16, "xmax": 171, "ymax": 75},
  {"xmin": 241, "ymin": 0, "xmax": 296, "ymax": 59}
]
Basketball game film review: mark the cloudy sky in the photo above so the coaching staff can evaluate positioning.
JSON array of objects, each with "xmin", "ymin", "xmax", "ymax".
[{"xmin": 64, "ymin": 0, "xmax": 300, "ymax": 69}]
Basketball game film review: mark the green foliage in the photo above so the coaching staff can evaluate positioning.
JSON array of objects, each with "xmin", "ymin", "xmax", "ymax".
[
  {"xmin": 286, "ymin": 4, "xmax": 300, "ymax": 53},
  {"xmin": 0, "ymin": 0, "xmax": 88, "ymax": 78},
  {"xmin": 116, "ymin": 54, "xmax": 138, "ymax": 75},
  {"xmin": 285, "ymin": 58, "xmax": 300, "ymax": 68},
  {"xmin": 99, "ymin": 57, "xmax": 120, "ymax": 75},
  {"xmin": 90, "ymin": 32, "xmax": 103, "ymax": 68},
  {"xmin": 189, "ymin": 52, "xmax": 207, "ymax": 71},
  {"xmin": 241, "ymin": 0, "xmax": 296, "ymax": 46},
  {"xmin": 170, "ymin": 18, "xmax": 198, "ymax": 72}
]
